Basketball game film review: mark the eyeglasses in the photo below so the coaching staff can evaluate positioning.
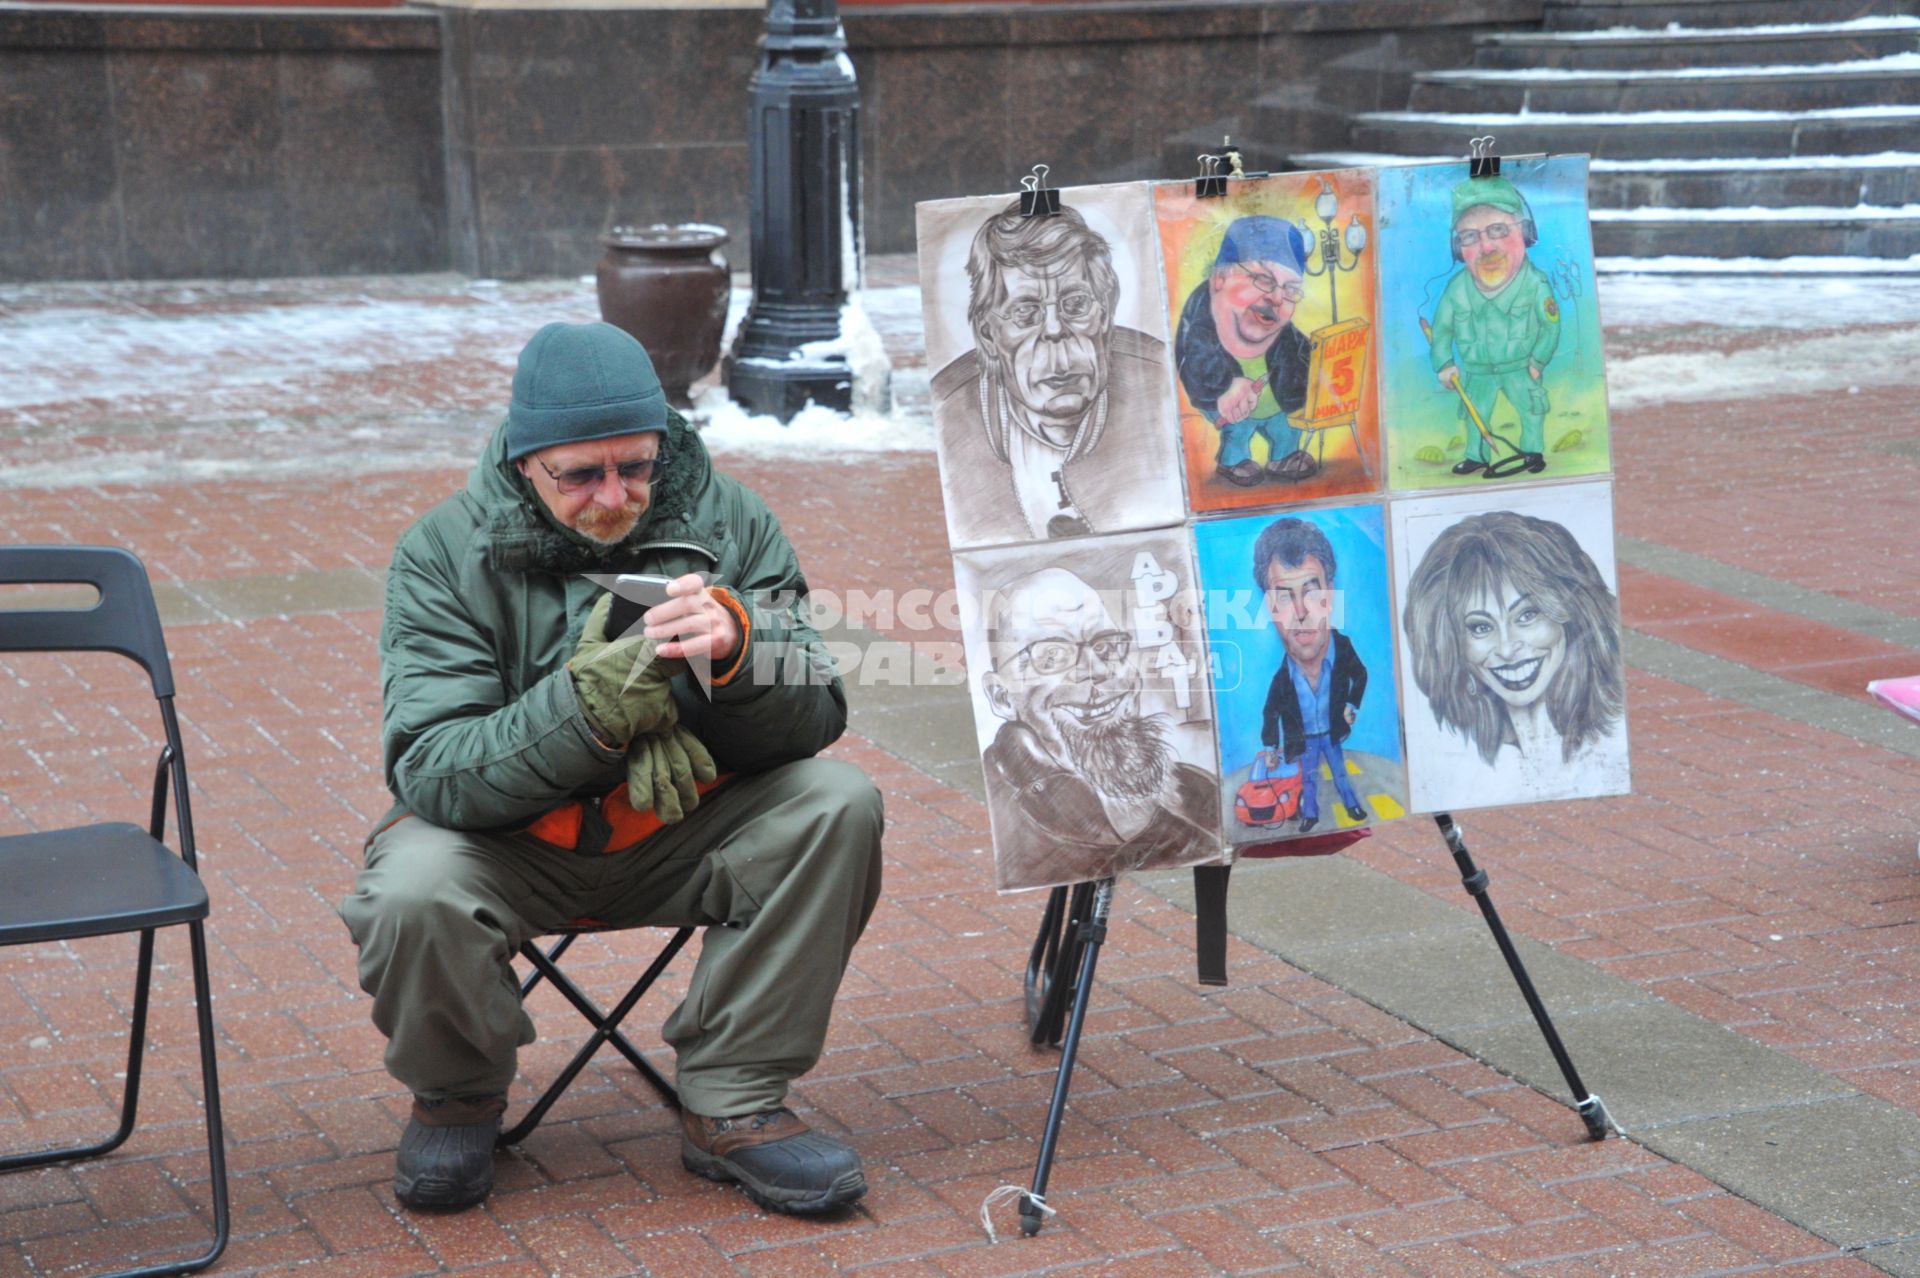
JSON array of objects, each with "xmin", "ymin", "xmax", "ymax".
[
  {"xmin": 1453, "ymin": 222, "xmax": 1517, "ymax": 249},
  {"xmin": 536, "ymin": 455, "xmax": 666, "ymax": 495},
  {"xmin": 1014, "ymin": 630, "xmax": 1132, "ymax": 676},
  {"xmin": 999, "ymin": 289, "xmax": 1101, "ymax": 329},
  {"xmin": 1233, "ymin": 264, "xmax": 1304, "ymax": 303}
]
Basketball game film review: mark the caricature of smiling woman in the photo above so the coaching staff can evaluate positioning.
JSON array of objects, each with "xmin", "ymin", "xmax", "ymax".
[{"xmin": 1403, "ymin": 510, "xmax": 1623, "ymax": 769}]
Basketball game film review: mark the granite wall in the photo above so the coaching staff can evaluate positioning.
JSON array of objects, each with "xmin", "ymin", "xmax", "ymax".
[
  {"xmin": 437, "ymin": 5, "xmax": 765, "ymax": 278},
  {"xmin": 1, "ymin": 0, "xmax": 1541, "ymax": 283},
  {"xmin": 0, "ymin": 8, "xmax": 445, "ymax": 281}
]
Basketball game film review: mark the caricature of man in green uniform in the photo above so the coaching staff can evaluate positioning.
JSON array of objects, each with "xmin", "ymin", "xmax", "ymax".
[{"xmin": 1427, "ymin": 176, "xmax": 1560, "ymax": 476}]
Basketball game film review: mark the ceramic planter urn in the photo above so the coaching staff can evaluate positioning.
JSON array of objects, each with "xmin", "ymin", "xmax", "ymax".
[{"xmin": 595, "ymin": 224, "xmax": 731, "ymax": 406}]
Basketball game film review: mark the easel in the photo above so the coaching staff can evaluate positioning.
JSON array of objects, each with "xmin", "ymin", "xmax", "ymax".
[{"xmin": 1008, "ymin": 813, "xmax": 1619, "ymax": 1237}]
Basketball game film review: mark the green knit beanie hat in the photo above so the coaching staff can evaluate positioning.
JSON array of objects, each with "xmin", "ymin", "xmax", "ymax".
[
  {"xmin": 504, "ymin": 321, "xmax": 668, "ymax": 462},
  {"xmin": 1450, "ymin": 175, "xmax": 1526, "ymax": 227}
]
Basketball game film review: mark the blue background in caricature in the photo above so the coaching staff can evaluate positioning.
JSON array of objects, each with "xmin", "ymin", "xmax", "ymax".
[{"xmin": 1194, "ymin": 502, "xmax": 1410, "ymax": 843}]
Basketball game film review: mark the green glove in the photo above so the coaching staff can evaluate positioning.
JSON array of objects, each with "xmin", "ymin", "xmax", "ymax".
[
  {"xmin": 571, "ymin": 592, "xmax": 683, "ymax": 746},
  {"xmin": 625, "ymin": 725, "xmax": 719, "ymax": 824}
]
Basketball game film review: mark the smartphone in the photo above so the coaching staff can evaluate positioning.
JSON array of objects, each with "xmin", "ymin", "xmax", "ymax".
[{"xmin": 606, "ymin": 573, "xmax": 674, "ymax": 636}]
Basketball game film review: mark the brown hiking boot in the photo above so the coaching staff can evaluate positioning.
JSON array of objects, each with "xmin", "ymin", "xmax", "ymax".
[{"xmin": 681, "ymin": 1107, "xmax": 866, "ymax": 1214}]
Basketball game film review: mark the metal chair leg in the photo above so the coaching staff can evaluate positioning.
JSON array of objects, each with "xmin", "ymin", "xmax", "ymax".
[
  {"xmin": 0, "ymin": 924, "xmax": 231, "ymax": 1277},
  {"xmin": 0, "ymin": 929, "xmax": 157, "ymax": 1173}
]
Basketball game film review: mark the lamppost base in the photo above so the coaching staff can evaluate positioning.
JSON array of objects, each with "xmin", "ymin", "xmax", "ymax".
[{"xmin": 725, "ymin": 354, "xmax": 854, "ymax": 420}]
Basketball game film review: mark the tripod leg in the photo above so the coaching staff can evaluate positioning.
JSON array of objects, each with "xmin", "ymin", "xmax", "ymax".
[
  {"xmin": 1021, "ymin": 878, "xmax": 1114, "ymax": 1236},
  {"xmin": 1033, "ymin": 883, "xmax": 1095, "ymax": 1048},
  {"xmin": 1433, "ymin": 814, "xmax": 1618, "ymax": 1142}
]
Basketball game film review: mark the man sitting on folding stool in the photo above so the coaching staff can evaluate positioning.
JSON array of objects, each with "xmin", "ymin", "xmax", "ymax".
[{"xmin": 339, "ymin": 322, "xmax": 883, "ymax": 1215}]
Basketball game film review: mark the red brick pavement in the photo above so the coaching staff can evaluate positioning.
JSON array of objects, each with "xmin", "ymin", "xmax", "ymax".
[
  {"xmin": 0, "ymin": 461, "xmax": 1896, "ymax": 1277},
  {"xmin": 2, "ymin": 278, "xmax": 1916, "ymax": 1274}
]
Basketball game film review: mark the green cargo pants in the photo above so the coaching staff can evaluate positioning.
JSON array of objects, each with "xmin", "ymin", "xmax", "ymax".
[{"xmin": 338, "ymin": 757, "xmax": 883, "ymax": 1119}]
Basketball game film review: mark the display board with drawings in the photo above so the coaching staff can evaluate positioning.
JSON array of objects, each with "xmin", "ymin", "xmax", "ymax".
[{"xmin": 918, "ymin": 157, "xmax": 1627, "ymax": 894}]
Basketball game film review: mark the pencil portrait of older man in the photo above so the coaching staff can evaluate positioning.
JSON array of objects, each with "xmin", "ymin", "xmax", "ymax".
[{"xmin": 926, "ymin": 195, "xmax": 1184, "ymax": 550}]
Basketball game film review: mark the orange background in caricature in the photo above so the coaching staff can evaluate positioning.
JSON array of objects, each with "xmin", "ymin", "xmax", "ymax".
[{"xmin": 1155, "ymin": 169, "xmax": 1381, "ymax": 514}]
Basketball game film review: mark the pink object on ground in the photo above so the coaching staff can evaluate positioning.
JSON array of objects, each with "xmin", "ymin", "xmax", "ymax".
[{"xmin": 1867, "ymin": 674, "xmax": 1920, "ymax": 725}]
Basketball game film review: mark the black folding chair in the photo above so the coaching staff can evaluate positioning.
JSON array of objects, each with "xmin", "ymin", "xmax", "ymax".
[
  {"xmin": 498, "ymin": 924, "xmax": 696, "ymax": 1145},
  {"xmin": 0, "ymin": 545, "xmax": 228, "ymax": 1277}
]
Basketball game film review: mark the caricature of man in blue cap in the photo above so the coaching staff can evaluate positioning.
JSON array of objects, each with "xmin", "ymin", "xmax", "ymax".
[{"xmin": 1174, "ymin": 216, "xmax": 1317, "ymax": 487}]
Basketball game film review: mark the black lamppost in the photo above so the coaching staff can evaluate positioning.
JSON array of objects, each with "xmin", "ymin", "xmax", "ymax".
[{"xmin": 726, "ymin": 0, "xmax": 861, "ymax": 421}]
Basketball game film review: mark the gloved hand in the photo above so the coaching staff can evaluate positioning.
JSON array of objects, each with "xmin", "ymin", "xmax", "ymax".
[
  {"xmin": 625, "ymin": 725, "xmax": 719, "ymax": 824},
  {"xmin": 571, "ymin": 592, "xmax": 684, "ymax": 747}
]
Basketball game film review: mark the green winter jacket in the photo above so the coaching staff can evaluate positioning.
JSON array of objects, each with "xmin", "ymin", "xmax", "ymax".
[{"xmin": 375, "ymin": 413, "xmax": 846, "ymax": 835}]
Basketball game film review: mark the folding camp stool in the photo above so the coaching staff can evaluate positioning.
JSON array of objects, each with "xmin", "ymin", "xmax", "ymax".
[{"xmin": 498, "ymin": 923, "xmax": 696, "ymax": 1145}]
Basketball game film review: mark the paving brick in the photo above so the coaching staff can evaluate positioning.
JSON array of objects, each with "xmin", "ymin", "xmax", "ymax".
[
  {"xmin": 512, "ymin": 1212, "xmax": 646, "ymax": 1277},
  {"xmin": 409, "ymin": 1204, "xmax": 528, "ymax": 1269},
  {"xmin": 1435, "ymin": 1157, "xmax": 1577, "ymax": 1227},
  {"xmin": 1321, "ymin": 1142, "xmax": 1459, "ymax": 1208},
  {"xmin": 1159, "ymin": 1205, "xmax": 1297, "ymax": 1271},
  {"xmin": 1384, "ymin": 1237, "xmax": 1511, "ymax": 1277},
  {"xmin": 1273, "ymin": 1222, "xmax": 1420, "ymax": 1275},
  {"xmin": 1466, "ymin": 1213, "xmax": 1640, "ymax": 1267},
  {"xmin": 294, "ymin": 1184, "xmax": 413, "ymax": 1254},
  {"xmin": 731, "ymin": 1241, "xmax": 845, "ymax": 1277},
  {"xmin": 71, "ymin": 1158, "xmax": 193, "ymax": 1223},
  {"xmin": 1672, "ymin": 1192, "xmax": 1853, "ymax": 1265},
  {"xmin": 1387, "ymin": 1122, "xmax": 1549, "ymax": 1169}
]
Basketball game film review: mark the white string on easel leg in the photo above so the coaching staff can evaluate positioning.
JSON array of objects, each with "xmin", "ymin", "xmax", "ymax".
[{"xmin": 979, "ymin": 1183, "xmax": 1055, "ymax": 1243}]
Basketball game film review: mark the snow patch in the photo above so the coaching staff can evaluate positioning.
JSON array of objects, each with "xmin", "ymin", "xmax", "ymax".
[
  {"xmin": 0, "ymin": 445, "xmax": 478, "ymax": 489},
  {"xmin": 1598, "ymin": 272, "xmax": 1920, "ymax": 326},
  {"xmin": 691, "ymin": 384, "xmax": 931, "ymax": 457},
  {"xmin": 1289, "ymin": 151, "xmax": 1920, "ymax": 173},
  {"xmin": 1424, "ymin": 52, "xmax": 1920, "ymax": 82},
  {"xmin": 1591, "ymin": 203, "xmax": 1920, "ymax": 222},
  {"xmin": 1596, "ymin": 253, "xmax": 1920, "ymax": 274},
  {"xmin": 1487, "ymin": 15, "xmax": 1920, "ymax": 41},
  {"xmin": 1590, "ymin": 152, "xmax": 1920, "ymax": 171},
  {"xmin": 1609, "ymin": 324, "xmax": 1920, "ymax": 410},
  {"xmin": 1370, "ymin": 104, "xmax": 1920, "ymax": 125},
  {"xmin": 0, "ymin": 286, "xmax": 589, "ymax": 413}
]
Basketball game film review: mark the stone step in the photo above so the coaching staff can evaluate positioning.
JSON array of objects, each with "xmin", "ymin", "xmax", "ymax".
[
  {"xmin": 1282, "ymin": 151, "xmax": 1920, "ymax": 209},
  {"xmin": 1545, "ymin": 0, "xmax": 1918, "ymax": 31},
  {"xmin": 1591, "ymin": 206, "xmax": 1920, "ymax": 257},
  {"xmin": 1594, "ymin": 251, "xmax": 1920, "ymax": 271},
  {"xmin": 1343, "ymin": 108, "xmax": 1920, "ymax": 161},
  {"xmin": 1591, "ymin": 156, "xmax": 1920, "ymax": 209},
  {"xmin": 1410, "ymin": 64, "xmax": 1920, "ymax": 115},
  {"xmin": 1287, "ymin": 151, "xmax": 1920, "ymax": 210},
  {"xmin": 1473, "ymin": 24, "xmax": 1920, "ymax": 71}
]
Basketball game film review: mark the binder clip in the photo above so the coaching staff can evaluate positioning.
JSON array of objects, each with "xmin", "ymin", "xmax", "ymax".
[
  {"xmin": 1020, "ymin": 164, "xmax": 1060, "ymax": 218},
  {"xmin": 1196, "ymin": 152, "xmax": 1227, "ymax": 200},
  {"xmin": 1469, "ymin": 135, "xmax": 1500, "ymax": 180},
  {"xmin": 1195, "ymin": 138, "xmax": 1244, "ymax": 199}
]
